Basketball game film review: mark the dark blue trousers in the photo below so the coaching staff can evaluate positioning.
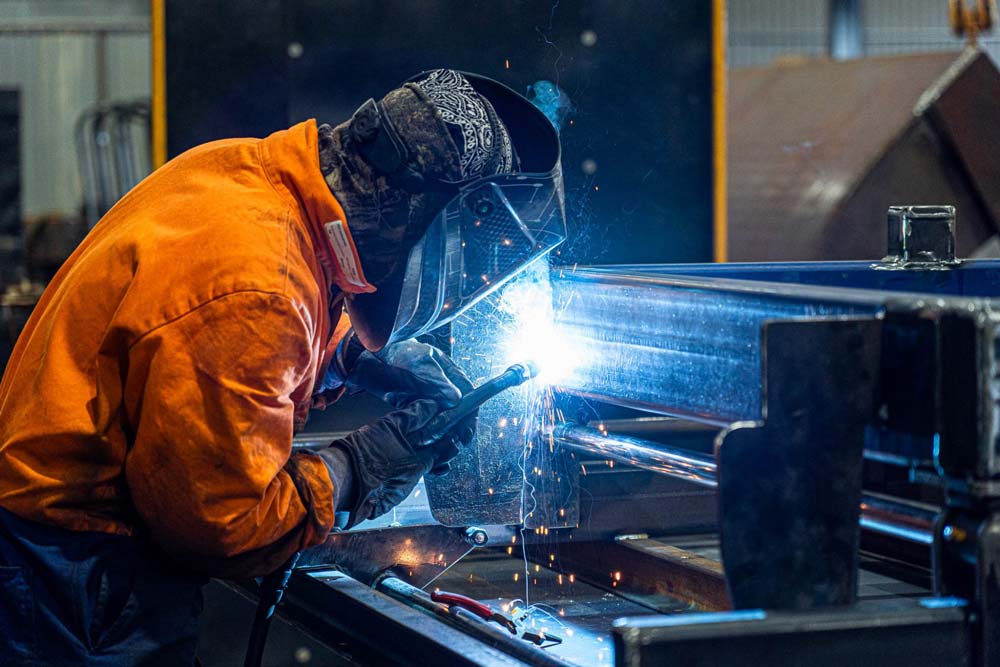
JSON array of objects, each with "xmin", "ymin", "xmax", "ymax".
[{"xmin": 0, "ymin": 507, "xmax": 205, "ymax": 665}]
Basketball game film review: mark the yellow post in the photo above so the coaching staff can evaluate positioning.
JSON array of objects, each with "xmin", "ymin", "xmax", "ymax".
[
  {"xmin": 712, "ymin": 0, "xmax": 728, "ymax": 262},
  {"xmin": 150, "ymin": 0, "xmax": 167, "ymax": 169}
]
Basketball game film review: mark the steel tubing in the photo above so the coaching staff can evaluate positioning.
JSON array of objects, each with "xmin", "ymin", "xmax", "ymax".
[
  {"xmin": 553, "ymin": 423, "xmax": 717, "ymax": 487},
  {"xmin": 552, "ymin": 424, "xmax": 936, "ymax": 546}
]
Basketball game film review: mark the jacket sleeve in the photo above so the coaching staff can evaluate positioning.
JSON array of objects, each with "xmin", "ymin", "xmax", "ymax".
[{"xmin": 124, "ymin": 290, "xmax": 336, "ymax": 577}]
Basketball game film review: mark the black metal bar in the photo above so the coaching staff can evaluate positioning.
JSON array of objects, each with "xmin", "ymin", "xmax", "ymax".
[{"xmin": 613, "ymin": 597, "xmax": 971, "ymax": 667}]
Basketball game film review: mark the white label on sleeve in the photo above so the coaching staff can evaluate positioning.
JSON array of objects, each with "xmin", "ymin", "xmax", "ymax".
[{"xmin": 323, "ymin": 219, "xmax": 368, "ymax": 289}]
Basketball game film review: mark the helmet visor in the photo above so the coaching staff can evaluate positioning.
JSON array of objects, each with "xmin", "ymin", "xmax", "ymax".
[{"xmin": 390, "ymin": 166, "xmax": 565, "ymax": 343}]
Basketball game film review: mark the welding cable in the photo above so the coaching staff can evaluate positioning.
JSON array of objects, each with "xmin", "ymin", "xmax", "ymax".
[
  {"xmin": 431, "ymin": 590, "xmax": 519, "ymax": 634},
  {"xmin": 377, "ymin": 576, "xmax": 578, "ymax": 667},
  {"xmin": 243, "ymin": 551, "xmax": 301, "ymax": 667}
]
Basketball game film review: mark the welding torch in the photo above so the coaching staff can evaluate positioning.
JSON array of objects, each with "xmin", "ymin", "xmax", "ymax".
[{"xmin": 420, "ymin": 360, "xmax": 539, "ymax": 475}]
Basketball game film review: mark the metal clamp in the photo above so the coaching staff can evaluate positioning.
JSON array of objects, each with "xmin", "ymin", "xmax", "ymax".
[{"xmin": 874, "ymin": 205, "xmax": 961, "ymax": 270}]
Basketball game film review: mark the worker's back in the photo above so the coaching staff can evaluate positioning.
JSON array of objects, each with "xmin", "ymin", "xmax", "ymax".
[{"xmin": 0, "ymin": 121, "xmax": 333, "ymax": 542}]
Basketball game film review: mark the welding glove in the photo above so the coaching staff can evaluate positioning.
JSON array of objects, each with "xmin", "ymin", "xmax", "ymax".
[
  {"xmin": 331, "ymin": 330, "xmax": 462, "ymax": 405},
  {"xmin": 328, "ymin": 331, "xmax": 478, "ymax": 469},
  {"xmin": 317, "ymin": 399, "xmax": 458, "ymax": 528}
]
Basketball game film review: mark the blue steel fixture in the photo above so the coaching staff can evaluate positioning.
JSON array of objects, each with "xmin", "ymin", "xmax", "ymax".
[
  {"xmin": 544, "ymin": 254, "xmax": 1000, "ymax": 662},
  {"xmin": 426, "ymin": 206, "xmax": 1000, "ymax": 664}
]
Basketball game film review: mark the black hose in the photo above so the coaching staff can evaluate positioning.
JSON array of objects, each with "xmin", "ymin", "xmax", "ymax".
[{"xmin": 243, "ymin": 551, "xmax": 301, "ymax": 667}]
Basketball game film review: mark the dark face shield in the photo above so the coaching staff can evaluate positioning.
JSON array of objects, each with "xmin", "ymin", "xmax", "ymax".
[
  {"xmin": 344, "ymin": 70, "xmax": 567, "ymax": 351},
  {"xmin": 390, "ymin": 165, "xmax": 566, "ymax": 344}
]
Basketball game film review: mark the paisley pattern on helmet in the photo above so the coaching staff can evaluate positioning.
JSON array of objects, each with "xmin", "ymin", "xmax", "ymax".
[{"xmin": 414, "ymin": 69, "xmax": 514, "ymax": 180}]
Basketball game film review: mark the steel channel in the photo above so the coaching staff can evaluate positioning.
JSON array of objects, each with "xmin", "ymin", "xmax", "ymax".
[
  {"xmin": 551, "ymin": 266, "xmax": 883, "ymax": 426},
  {"xmin": 553, "ymin": 424, "xmax": 936, "ymax": 545}
]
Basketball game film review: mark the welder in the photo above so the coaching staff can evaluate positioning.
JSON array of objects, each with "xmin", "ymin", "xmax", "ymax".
[{"xmin": 0, "ymin": 69, "xmax": 565, "ymax": 665}]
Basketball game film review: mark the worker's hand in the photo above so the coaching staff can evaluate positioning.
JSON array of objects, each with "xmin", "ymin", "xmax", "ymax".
[
  {"xmin": 348, "ymin": 337, "xmax": 470, "ymax": 409},
  {"xmin": 334, "ymin": 333, "xmax": 478, "ymax": 467},
  {"xmin": 319, "ymin": 399, "xmax": 459, "ymax": 528},
  {"xmin": 323, "ymin": 331, "xmax": 478, "ymax": 475}
]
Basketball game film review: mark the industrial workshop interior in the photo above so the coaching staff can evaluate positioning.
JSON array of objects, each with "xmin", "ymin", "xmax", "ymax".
[{"xmin": 7, "ymin": 1, "xmax": 1000, "ymax": 666}]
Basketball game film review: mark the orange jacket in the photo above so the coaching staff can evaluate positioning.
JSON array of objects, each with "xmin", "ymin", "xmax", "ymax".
[{"xmin": 0, "ymin": 120, "xmax": 370, "ymax": 577}]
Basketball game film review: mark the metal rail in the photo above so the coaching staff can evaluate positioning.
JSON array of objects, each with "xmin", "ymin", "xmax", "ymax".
[{"xmin": 552, "ymin": 424, "xmax": 936, "ymax": 546}]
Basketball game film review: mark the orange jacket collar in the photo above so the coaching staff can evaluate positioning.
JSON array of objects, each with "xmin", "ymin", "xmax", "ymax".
[{"xmin": 260, "ymin": 120, "xmax": 377, "ymax": 296}]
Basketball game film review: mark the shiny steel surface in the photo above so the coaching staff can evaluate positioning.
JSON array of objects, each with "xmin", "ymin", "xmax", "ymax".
[{"xmin": 552, "ymin": 266, "xmax": 880, "ymax": 425}]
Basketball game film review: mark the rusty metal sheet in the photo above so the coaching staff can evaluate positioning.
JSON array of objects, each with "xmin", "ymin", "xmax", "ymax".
[{"xmin": 728, "ymin": 50, "xmax": 1000, "ymax": 262}]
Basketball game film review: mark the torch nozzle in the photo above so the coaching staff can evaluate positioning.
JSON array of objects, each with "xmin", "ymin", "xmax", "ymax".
[{"xmin": 509, "ymin": 360, "xmax": 541, "ymax": 383}]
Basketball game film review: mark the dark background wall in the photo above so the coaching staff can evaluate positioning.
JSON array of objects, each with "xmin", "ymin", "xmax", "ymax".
[
  {"xmin": 0, "ymin": 88, "xmax": 20, "ymax": 282},
  {"xmin": 165, "ymin": 0, "xmax": 715, "ymax": 265}
]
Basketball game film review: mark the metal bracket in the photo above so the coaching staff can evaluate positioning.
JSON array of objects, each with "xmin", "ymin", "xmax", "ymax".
[
  {"xmin": 874, "ymin": 205, "xmax": 962, "ymax": 271},
  {"xmin": 717, "ymin": 317, "xmax": 881, "ymax": 610}
]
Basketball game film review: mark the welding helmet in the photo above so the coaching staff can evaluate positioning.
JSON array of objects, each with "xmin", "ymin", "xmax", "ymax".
[{"xmin": 345, "ymin": 70, "xmax": 566, "ymax": 349}]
